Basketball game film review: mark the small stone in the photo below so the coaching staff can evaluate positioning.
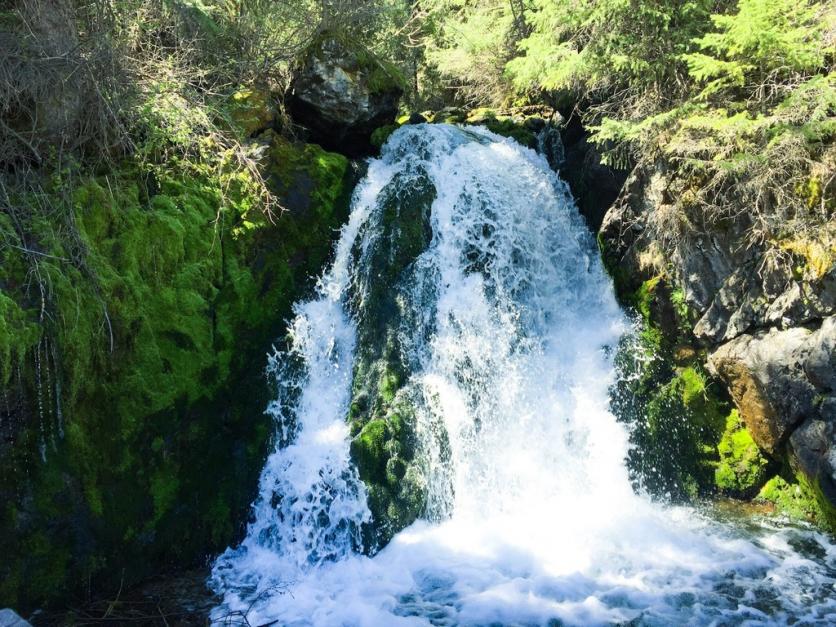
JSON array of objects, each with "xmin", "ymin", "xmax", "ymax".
[{"xmin": 407, "ymin": 112, "xmax": 427, "ymax": 125}]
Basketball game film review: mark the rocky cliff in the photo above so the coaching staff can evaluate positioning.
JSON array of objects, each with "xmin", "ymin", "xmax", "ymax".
[{"xmin": 598, "ymin": 153, "xmax": 836, "ymax": 529}]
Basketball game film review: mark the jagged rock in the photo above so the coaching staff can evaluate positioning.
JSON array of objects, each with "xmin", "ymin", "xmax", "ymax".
[
  {"xmin": 598, "ymin": 131, "xmax": 836, "ymax": 526},
  {"xmin": 598, "ymin": 160, "xmax": 668, "ymax": 286},
  {"xmin": 789, "ymin": 417, "xmax": 836, "ymax": 512},
  {"xmin": 600, "ymin": 160, "xmax": 835, "ymax": 344},
  {"xmin": 288, "ymin": 36, "xmax": 403, "ymax": 156},
  {"xmin": 0, "ymin": 609, "xmax": 31, "ymax": 627},
  {"xmin": 692, "ymin": 265, "xmax": 764, "ymax": 342},
  {"xmin": 708, "ymin": 325, "xmax": 818, "ymax": 453},
  {"xmin": 707, "ymin": 317, "xmax": 836, "ymax": 518}
]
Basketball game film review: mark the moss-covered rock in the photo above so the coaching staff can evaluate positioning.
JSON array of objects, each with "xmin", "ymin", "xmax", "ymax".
[
  {"xmin": 464, "ymin": 108, "xmax": 537, "ymax": 148},
  {"xmin": 370, "ymin": 124, "xmax": 398, "ymax": 150},
  {"xmin": 289, "ymin": 32, "xmax": 405, "ymax": 156},
  {"xmin": 0, "ymin": 131, "xmax": 355, "ymax": 611},
  {"xmin": 229, "ymin": 86, "xmax": 274, "ymax": 137},
  {"xmin": 757, "ymin": 474, "xmax": 836, "ymax": 532},
  {"xmin": 346, "ymin": 165, "xmax": 436, "ymax": 549},
  {"xmin": 611, "ymin": 271, "xmax": 733, "ymax": 500},
  {"xmin": 715, "ymin": 409, "xmax": 771, "ymax": 498}
]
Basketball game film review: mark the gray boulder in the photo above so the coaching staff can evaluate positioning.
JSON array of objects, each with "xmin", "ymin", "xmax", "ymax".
[
  {"xmin": 289, "ymin": 36, "xmax": 403, "ymax": 156},
  {"xmin": 708, "ymin": 325, "xmax": 817, "ymax": 453},
  {"xmin": 708, "ymin": 316, "xmax": 836, "ymax": 513}
]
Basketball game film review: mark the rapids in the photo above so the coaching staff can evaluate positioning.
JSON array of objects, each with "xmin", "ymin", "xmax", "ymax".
[{"xmin": 210, "ymin": 125, "xmax": 836, "ymax": 626}]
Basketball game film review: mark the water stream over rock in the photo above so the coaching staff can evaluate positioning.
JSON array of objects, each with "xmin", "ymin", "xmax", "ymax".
[{"xmin": 210, "ymin": 125, "xmax": 835, "ymax": 626}]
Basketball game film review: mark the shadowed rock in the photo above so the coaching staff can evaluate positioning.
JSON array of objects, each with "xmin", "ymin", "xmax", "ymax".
[{"xmin": 289, "ymin": 36, "xmax": 403, "ymax": 156}]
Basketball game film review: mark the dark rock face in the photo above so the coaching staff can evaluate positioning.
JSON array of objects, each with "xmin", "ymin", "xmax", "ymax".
[
  {"xmin": 559, "ymin": 119, "xmax": 629, "ymax": 233},
  {"xmin": 289, "ymin": 37, "xmax": 403, "ymax": 156},
  {"xmin": 600, "ymin": 156, "xmax": 836, "ymax": 521}
]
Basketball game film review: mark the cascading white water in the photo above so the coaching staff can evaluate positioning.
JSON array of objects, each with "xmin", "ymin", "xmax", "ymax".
[{"xmin": 210, "ymin": 125, "xmax": 836, "ymax": 626}]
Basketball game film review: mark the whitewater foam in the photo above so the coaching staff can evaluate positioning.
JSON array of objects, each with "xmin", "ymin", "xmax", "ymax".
[{"xmin": 210, "ymin": 124, "xmax": 835, "ymax": 626}]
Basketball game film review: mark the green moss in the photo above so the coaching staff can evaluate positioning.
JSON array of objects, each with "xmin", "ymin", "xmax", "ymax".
[
  {"xmin": 149, "ymin": 464, "xmax": 181, "ymax": 523},
  {"xmin": 758, "ymin": 471, "xmax": 836, "ymax": 532},
  {"xmin": 351, "ymin": 419, "xmax": 390, "ymax": 484},
  {"xmin": 0, "ymin": 131, "xmax": 355, "ymax": 610},
  {"xmin": 371, "ymin": 124, "xmax": 398, "ymax": 149},
  {"xmin": 483, "ymin": 117, "xmax": 537, "ymax": 148},
  {"xmin": 715, "ymin": 410, "xmax": 770, "ymax": 497},
  {"xmin": 0, "ymin": 291, "xmax": 39, "ymax": 385},
  {"xmin": 346, "ymin": 167, "xmax": 436, "ymax": 548},
  {"xmin": 641, "ymin": 366, "xmax": 727, "ymax": 498},
  {"xmin": 461, "ymin": 109, "xmax": 541, "ymax": 147},
  {"xmin": 633, "ymin": 276, "xmax": 662, "ymax": 321},
  {"xmin": 229, "ymin": 86, "xmax": 274, "ymax": 137}
]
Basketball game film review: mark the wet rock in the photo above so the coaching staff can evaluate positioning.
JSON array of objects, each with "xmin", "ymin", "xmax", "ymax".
[
  {"xmin": 789, "ymin": 417, "xmax": 836, "ymax": 513},
  {"xmin": 347, "ymin": 162, "xmax": 437, "ymax": 548},
  {"xmin": 288, "ymin": 36, "xmax": 403, "ymax": 156}
]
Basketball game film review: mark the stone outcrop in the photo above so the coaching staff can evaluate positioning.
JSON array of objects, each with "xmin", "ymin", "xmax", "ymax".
[
  {"xmin": 600, "ymin": 161, "xmax": 835, "ymax": 344},
  {"xmin": 289, "ymin": 35, "xmax": 404, "ymax": 156},
  {"xmin": 600, "ymin": 156, "xmax": 836, "ymax": 524},
  {"xmin": 708, "ymin": 318, "xmax": 836, "ymax": 515}
]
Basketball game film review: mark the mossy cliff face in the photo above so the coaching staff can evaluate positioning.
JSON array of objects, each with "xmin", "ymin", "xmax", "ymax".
[
  {"xmin": 346, "ymin": 164, "xmax": 436, "ymax": 549},
  {"xmin": 610, "ymin": 273, "xmax": 735, "ymax": 500},
  {"xmin": 0, "ymin": 132, "xmax": 354, "ymax": 610},
  {"xmin": 600, "ymin": 157, "xmax": 836, "ymax": 532}
]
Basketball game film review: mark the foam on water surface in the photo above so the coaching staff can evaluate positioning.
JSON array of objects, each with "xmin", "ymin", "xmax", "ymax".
[{"xmin": 210, "ymin": 125, "xmax": 836, "ymax": 626}]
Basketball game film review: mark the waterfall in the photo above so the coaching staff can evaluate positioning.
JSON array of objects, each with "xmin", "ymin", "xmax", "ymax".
[{"xmin": 210, "ymin": 125, "xmax": 835, "ymax": 626}]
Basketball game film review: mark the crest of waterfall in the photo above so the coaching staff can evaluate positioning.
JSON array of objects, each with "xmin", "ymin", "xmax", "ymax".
[{"xmin": 211, "ymin": 125, "xmax": 836, "ymax": 626}]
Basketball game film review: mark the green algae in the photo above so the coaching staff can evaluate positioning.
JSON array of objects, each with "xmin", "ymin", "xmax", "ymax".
[{"xmin": 758, "ymin": 474, "xmax": 836, "ymax": 532}]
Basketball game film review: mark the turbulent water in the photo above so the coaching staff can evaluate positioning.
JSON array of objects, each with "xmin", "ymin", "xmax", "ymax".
[{"xmin": 210, "ymin": 125, "xmax": 836, "ymax": 626}]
